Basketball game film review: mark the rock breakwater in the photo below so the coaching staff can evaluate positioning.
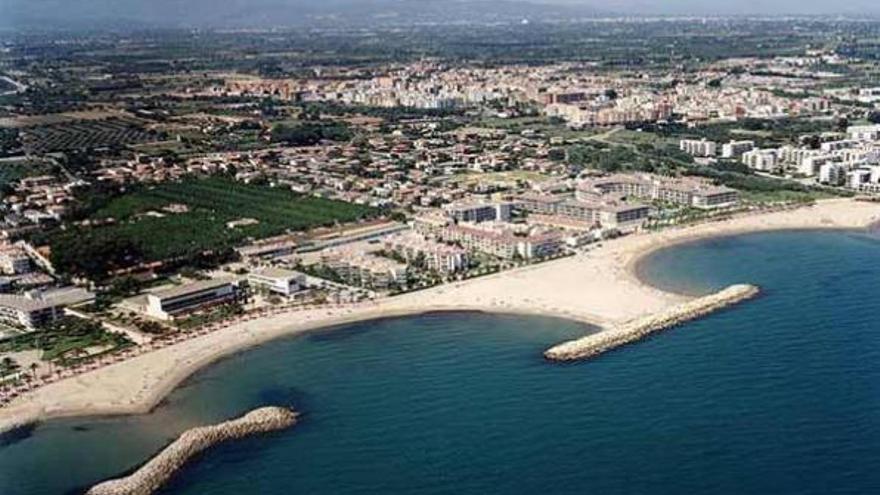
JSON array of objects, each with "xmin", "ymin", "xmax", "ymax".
[
  {"xmin": 544, "ymin": 284, "xmax": 760, "ymax": 361},
  {"xmin": 86, "ymin": 406, "xmax": 298, "ymax": 495}
]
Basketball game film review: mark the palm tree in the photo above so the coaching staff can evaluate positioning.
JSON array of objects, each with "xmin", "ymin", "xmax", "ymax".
[
  {"xmin": 29, "ymin": 362, "xmax": 40, "ymax": 381},
  {"xmin": 1, "ymin": 357, "xmax": 18, "ymax": 375}
]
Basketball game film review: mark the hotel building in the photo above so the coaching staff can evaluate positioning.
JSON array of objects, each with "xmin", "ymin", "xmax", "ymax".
[
  {"xmin": 144, "ymin": 278, "xmax": 244, "ymax": 321},
  {"xmin": 0, "ymin": 295, "xmax": 62, "ymax": 330}
]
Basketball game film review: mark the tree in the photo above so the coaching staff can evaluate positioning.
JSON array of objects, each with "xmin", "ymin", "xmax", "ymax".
[{"xmin": 108, "ymin": 276, "xmax": 142, "ymax": 298}]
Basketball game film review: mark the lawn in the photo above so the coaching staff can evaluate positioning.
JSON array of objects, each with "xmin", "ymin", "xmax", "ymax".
[{"xmin": 50, "ymin": 177, "xmax": 378, "ymax": 278}]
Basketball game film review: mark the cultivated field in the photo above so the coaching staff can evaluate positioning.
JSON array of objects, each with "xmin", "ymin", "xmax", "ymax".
[
  {"xmin": 50, "ymin": 177, "xmax": 377, "ymax": 277},
  {"xmin": 20, "ymin": 118, "xmax": 158, "ymax": 153}
]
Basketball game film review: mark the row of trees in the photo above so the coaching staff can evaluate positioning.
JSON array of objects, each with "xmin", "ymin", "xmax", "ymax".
[{"xmin": 271, "ymin": 121, "xmax": 352, "ymax": 146}]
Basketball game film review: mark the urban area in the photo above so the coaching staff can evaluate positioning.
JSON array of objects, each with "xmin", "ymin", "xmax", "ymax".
[{"xmin": 1, "ymin": 17, "xmax": 880, "ymax": 402}]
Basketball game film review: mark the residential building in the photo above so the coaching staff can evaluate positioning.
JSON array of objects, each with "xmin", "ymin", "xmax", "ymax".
[
  {"xmin": 680, "ymin": 139, "xmax": 717, "ymax": 157},
  {"xmin": 721, "ymin": 140, "xmax": 755, "ymax": 159},
  {"xmin": 742, "ymin": 149, "xmax": 779, "ymax": 171},
  {"xmin": 321, "ymin": 248, "xmax": 408, "ymax": 289},
  {"xmin": 443, "ymin": 201, "xmax": 513, "ymax": 223},
  {"xmin": 385, "ymin": 232, "xmax": 469, "ymax": 274}
]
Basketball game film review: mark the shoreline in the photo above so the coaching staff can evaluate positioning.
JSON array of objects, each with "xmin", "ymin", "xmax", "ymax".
[{"xmin": 2, "ymin": 198, "xmax": 879, "ymax": 433}]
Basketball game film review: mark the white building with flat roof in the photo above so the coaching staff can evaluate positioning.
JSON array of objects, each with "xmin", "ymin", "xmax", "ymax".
[
  {"xmin": 680, "ymin": 139, "xmax": 717, "ymax": 157},
  {"xmin": 0, "ymin": 295, "xmax": 61, "ymax": 329},
  {"xmin": 443, "ymin": 201, "xmax": 513, "ymax": 223},
  {"xmin": 742, "ymin": 149, "xmax": 779, "ymax": 172},
  {"xmin": 721, "ymin": 140, "xmax": 755, "ymax": 159},
  {"xmin": 145, "ymin": 278, "xmax": 243, "ymax": 320},
  {"xmin": 248, "ymin": 267, "xmax": 307, "ymax": 297}
]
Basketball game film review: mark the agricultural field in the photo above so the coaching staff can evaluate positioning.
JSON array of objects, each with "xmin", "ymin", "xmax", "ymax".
[
  {"xmin": 20, "ymin": 117, "xmax": 160, "ymax": 154},
  {"xmin": 50, "ymin": 177, "xmax": 378, "ymax": 278},
  {"xmin": 0, "ymin": 128, "xmax": 22, "ymax": 156}
]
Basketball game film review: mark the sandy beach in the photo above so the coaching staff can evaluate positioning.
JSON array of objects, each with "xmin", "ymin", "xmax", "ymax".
[{"xmin": 2, "ymin": 198, "xmax": 879, "ymax": 432}]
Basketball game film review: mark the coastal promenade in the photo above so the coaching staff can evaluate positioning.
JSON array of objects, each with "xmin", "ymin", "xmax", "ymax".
[{"xmin": 1, "ymin": 198, "xmax": 879, "ymax": 432}]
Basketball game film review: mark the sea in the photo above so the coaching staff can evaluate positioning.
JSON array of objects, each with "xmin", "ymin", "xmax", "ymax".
[{"xmin": 1, "ymin": 229, "xmax": 880, "ymax": 495}]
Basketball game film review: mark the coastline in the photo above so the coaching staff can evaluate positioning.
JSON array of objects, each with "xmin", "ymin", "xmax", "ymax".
[{"xmin": 2, "ymin": 198, "xmax": 879, "ymax": 433}]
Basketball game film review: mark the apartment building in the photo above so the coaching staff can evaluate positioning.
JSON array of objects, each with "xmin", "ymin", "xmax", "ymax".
[
  {"xmin": 577, "ymin": 173, "xmax": 738, "ymax": 210},
  {"xmin": 384, "ymin": 232, "xmax": 469, "ymax": 274},
  {"xmin": 742, "ymin": 149, "xmax": 779, "ymax": 171},
  {"xmin": 848, "ymin": 124, "xmax": 880, "ymax": 142},
  {"xmin": 0, "ymin": 245, "xmax": 31, "ymax": 275},
  {"xmin": 518, "ymin": 190, "xmax": 650, "ymax": 231},
  {"xmin": 321, "ymin": 249, "xmax": 408, "ymax": 289},
  {"xmin": 721, "ymin": 140, "xmax": 755, "ymax": 159},
  {"xmin": 443, "ymin": 201, "xmax": 513, "ymax": 223},
  {"xmin": 439, "ymin": 223, "xmax": 562, "ymax": 260},
  {"xmin": 680, "ymin": 139, "xmax": 717, "ymax": 157}
]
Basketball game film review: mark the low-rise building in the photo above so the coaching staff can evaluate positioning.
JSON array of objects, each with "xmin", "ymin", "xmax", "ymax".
[
  {"xmin": 247, "ymin": 267, "xmax": 307, "ymax": 297},
  {"xmin": 235, "ymin": 238, "xmax": 297, "ymax": 260},
  {"xmin": 0, "ymin": 245, "xmax": 31, "ymax": 275},
  {"xmin": 144, "ymin": 278, "xmax": 244, "ymax": 320},
  {"xmin": 384, "ymin": 232, "xmax": 469, "ymax": 274},
  {"xmin": 0, "ymin": 295, "xmax": 61, "ymax": 329},
  {"xmin": 321, "ymin": 249, "xmax": 408, "ymax": 289}
]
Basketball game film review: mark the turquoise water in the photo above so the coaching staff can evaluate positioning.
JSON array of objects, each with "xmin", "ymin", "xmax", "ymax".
[{"xmin": 3, "ymin": 229, "xmax": 880, "ymax": 494}]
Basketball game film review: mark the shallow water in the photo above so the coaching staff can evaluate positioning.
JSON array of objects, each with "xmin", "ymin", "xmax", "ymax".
[{"xmin": 2, "ymin": 230, "xmax": 880, "ymax": 495}]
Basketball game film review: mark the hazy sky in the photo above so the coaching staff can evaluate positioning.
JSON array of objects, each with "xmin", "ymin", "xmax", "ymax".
[
  {"xmin": 555, "ymin": 0, "xmax": 878, "ymax": 15},
  {"xmin": 2, "ymin": 0, "xmax": 878, "ymax": 29}
]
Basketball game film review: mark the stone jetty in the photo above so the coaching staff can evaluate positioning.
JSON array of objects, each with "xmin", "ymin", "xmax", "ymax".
[
  {"xmin": 544, "ymin": 284, "xmax": 760, "ymax": 362},
  {"xmin": 87, "ymin": 406, "xmax": 298, "ymax": 495}
]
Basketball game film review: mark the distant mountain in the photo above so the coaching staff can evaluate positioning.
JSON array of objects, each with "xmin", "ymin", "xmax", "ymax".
[{"xmin": 0, "ymin": 0, "xmax": 606, "ymax": 31}]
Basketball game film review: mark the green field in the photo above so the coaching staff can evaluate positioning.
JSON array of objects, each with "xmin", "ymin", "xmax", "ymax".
[{"xmin": 50, "ymin": 177, "xmax": 377, "ymax": 278}]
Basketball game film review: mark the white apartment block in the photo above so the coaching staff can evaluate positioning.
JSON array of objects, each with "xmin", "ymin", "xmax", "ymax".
[
  {"xmin": 848, "ymin": 124, "xmax": 880, "ymax": 142},
  {"xmin": 384, "ymin": 232, "xmax": 469, "ymax": 274},
  {"xmin": 321, "ymin": 249, "xmax": 408, "ymax": 289},
  {"xmin": 742, "ymin": 149, "xmax": 779, "ymax": 172},
  {"xmin": 576, "ymin": 173, "xmax": 739, "ymax": 210},
  {"xmin": 443, "ymin": 201, "xmax": 513, "ymax": 223},
  {"xmin": 820, "ymin": 140, "xmax": 860, "ymax": 153},
  {"xmin": 680, "ymin": 139, "xmax": 717, "ymax": 157},
  {"xmin": 438, "ymin": 223, "xmax": 563, "ymax": 260},
  {"xmin": 721, "ymin": 140, "xmax": 755, "ymax": 159},
  {"xmin": 819, "ymin": 163, "xmax": 847, "ymax": 186}
]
